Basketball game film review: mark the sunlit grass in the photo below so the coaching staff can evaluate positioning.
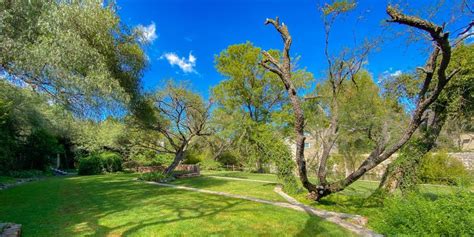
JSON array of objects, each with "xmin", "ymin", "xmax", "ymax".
[
  {"xmin": 0, "ymin": 173, "xmax": 354, "ymax": 236},
  {"xmin": 171, "ymin": 176, "xmax": 285, "ymax": 202}
]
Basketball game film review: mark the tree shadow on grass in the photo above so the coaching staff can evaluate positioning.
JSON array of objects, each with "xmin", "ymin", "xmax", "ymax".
[
  {"xmin": 2, "ymin": 174, "xmax": 350, "ymax": 236},
  {"xmin": 170, "ymin": 176, "xmax": 232, "ymax": 189},
  {"xmin": 59, "ymin": 174, "xmax": 259, "ymax": 236}
]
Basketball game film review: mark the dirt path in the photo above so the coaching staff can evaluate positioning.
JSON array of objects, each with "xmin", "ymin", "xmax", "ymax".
[{"xmin": 143, "ymin": 180, "xmax": 381, "ymax": 236}]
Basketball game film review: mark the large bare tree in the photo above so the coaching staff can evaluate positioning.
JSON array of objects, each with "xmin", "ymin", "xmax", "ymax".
[{"xmin": 261, "ymin": 5, "xmax": 462, "ymax": 200}]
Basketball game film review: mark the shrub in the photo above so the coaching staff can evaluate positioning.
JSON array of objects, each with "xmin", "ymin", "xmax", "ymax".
[
  {"xmin": 99, "ymin": 152, "xmax": 122, "ymax": 172},
  {"xmin": 7, "ymin": 169, "xmax": 44, "ymax": 178},
  {"xmin": 372, "ymin": 191, "xmax": 474, "ymax": 236},
  {"xmin": 123, "ymin": 160, "xmax": 140, "ymax": 170},
  {"xmin": 183, "ymin": 150, "xmax": 203, "ymax": 165},
  {"xmin": 128, "ymin": 150, "xmax": 173, "ymax": 167},
  {"xmin": 199, "ymin": 158, "xmax": 222, "ymax": 170},
  {"xmin": 419, "ymin": 151, "xmax": 471, "ymax": 185},
  {"xmin": 150, "ymin": 154, "xmax": 174, "ymax": 166},
  {"xmin": 78, "ymin": 155, "xmax": 103, "ymax": 175},
  {"xmin": 140, "ymin": 172, "xmax": 174, "ymax": 182}
]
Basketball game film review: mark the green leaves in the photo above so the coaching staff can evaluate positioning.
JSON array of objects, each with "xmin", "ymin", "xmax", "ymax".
[
  {"xmin": 322, "ymin": 0, "xmax": 356, "ymax": 16},
  {"xmin": 0, "ymin": 0, "xmax": 146, "ymax": 115}
]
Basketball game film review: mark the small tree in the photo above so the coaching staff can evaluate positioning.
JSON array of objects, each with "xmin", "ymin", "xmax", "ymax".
[{"xmin": 135, "ymin": 82, "xmax": 211, "ymax": 175}]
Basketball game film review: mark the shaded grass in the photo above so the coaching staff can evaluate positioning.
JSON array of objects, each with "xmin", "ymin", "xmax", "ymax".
[{"xmin": 0, "ymin": 173, "xmax": 354, "ymax": 236}]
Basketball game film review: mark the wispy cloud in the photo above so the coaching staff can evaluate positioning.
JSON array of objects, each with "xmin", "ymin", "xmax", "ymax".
[
  {"xmin": 161, "ymin": 52, "xmax": 197, "ymax": 73},
  {"xmin": 390, "ymin": 70, "xmax": 402, "ymax": 77},
  {"xmin": 136, "ymin": 22, "xmax": 157, "ymax": 44}
]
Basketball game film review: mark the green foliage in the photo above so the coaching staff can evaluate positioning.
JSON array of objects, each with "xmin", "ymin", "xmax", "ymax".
[
  {"xmin": 419, "ymin": 151, "xmax": 471, "ymax": 186},
  {"xmin": 322, "ymin": 0, "xmax": 356, "ymax": 16},
  {"xmin": 78, "ymin": 155, "xmax": 103, "ymax": 175},
  {"xmin": 0, "ymin": 0, "xmax": 146, "ymax": 112},
  {"xmin": 199, "ymin": 158, "xmax": 222, "ymax": 170},
  {"xmin": 129, "ymin": 149, "xmax": 173, "ymax": 167},
  {"xmin": 140, "ymin": 172, "xmax": 174, "ymax": 183},
  {"xmin": 210, "ymin": 42, "xmax": 312, "ymax": 171},
  {"xmin": 78, "ymin": 152, "xmax": 123, "ymax": 175},
  {"xmin": 99, "ymin": 152, "xmax": 123, "ymax": 173},
  {"xmin": 183, "ymin": 149, "xmax": 205, "ymax": 164},
  {"xmin": 74, "ymin": 118, "xmax": 129, "ymax": 154},
  {"xmin": 0, "ymin": 81, "xmax": 73, "ymax": 172},
  {"xmin": 372, "ymin": 191, "xmax": 474, "ymax": 236},
  {"xmin": 7, "ymin": 170, "xmax": 44, "ymax": 178}
]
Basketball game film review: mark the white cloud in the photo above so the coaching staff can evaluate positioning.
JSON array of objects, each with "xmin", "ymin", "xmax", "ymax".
[
  {"xmin": 136, "ymin": 22, "xmax": 157, "ymax": 43},
  {"xmin": 390, "ymin": 70, "xmax": 402, "ymax": 77},
  {"xmin": 162, "ymin": 52, "xmax": 197, "ymax": 73}
]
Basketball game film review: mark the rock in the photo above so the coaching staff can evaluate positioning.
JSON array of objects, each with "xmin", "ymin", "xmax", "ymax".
[{"xmin": 0, "ymin": 223, "xmax": 22, "ymax": 237}]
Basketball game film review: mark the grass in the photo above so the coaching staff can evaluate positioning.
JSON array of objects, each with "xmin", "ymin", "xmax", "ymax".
[
  {"xmin": 0, "ymin": 176, "xmax": 17, "ymax": 185},
  {"xmin": 202, "ymin": 170, "xmax": 279, "ymax": 182},
  {"xmin": 202, "ymin": 171, "xmax": 470, "ymax": 223},
  {"xmin": 0, "ymin": 173, "xmax": 354, "ymax": 236},
  {"xmin": 171, "ymin": 176, "xmax": 285, "ymax": 201}
]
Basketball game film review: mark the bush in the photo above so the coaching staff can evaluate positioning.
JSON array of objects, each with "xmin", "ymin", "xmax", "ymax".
[
  {"xmin": 372, "ymin": 191, "xmax": 474, "ymax": 236},
  {"xmin": 7, "ymin": 169, "xmax": 44, "ymax": 178},
  {"xmin": 183, "ymin": 150, "xmax": 203, "ymax": 165},
  {"xmin": 199, "ymin": 158, "xmax": 222, "ymax": 170},
  {"xmin": 419, "ymin": 151, "xmax": 471, "ymax": 185},
  {"xmin": 123, "ymin": 160, "xmax": 140, "ymax": 170},
  {"xmin": 78, "ymin": 155, "xmax": 103, "ymax": 175},
  {"xmin": 99, "ymin": 152, "xmax": 122, "ymax": 172},
  {"xmin": 140, "ymin": 172, "xmax": 175, "ymax": 183},
  {"xmin": 78, "ymin": 152, "xmax": 123, "ymax": 175},
  {"xmin": 129, "ymin": 150, "xmax": 173, "ymax": 167}
]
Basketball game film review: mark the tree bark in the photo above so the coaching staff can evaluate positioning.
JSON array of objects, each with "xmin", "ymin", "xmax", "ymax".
[
  {"xmin": 378, "ymin": 100, "xmax": 448, "ymax": 193},
  {"xmin": 260, "ymin": 17, "xmax": 317, "ymax": 193},
  {"xmin": 260, "ymin": 5, "xmax": 458, "ymax": 201},
  {"xmin": 164, "ymin": 147, "xmax": 186, "ymax": 175}
]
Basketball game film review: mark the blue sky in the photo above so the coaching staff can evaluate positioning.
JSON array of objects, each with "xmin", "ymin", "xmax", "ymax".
[{"xmin": 117, "ymin": 0, "xmax": 472, "ymax": 98}]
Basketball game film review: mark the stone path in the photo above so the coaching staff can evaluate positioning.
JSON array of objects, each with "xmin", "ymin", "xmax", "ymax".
[{"xmin": 143, "ymin": 181, "xmax": 381, "ymax": 236}]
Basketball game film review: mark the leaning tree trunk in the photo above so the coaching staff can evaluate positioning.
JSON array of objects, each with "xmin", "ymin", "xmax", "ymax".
[
  {"xmin": 164, "ymin": 149, "xmax": 186, "ymax": 175},
  {"xmin": 378, "ymin": 100, "xmax": 448, "ymax": 194}
]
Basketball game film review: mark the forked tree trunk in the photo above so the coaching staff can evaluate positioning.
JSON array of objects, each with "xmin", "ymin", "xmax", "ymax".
[{"xmin": 260, "ymin": 6, "xmax": 457, "ymax": 201}]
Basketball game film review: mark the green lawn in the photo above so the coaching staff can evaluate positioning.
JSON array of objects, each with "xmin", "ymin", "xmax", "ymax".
[
  {"xmin": 202, "ymin": 171, "xmax": 470, "ymax": 222},
  {"xmin": 202, "ymin": 170, "xmax": 279, "ymax": 182},
  {"xmin": 0, "ymin": 173, "xmax": 354, "ymax": 236},
  {"xmin": 171, "ymin": 176, "xmax": 285, "ymax": 202}
]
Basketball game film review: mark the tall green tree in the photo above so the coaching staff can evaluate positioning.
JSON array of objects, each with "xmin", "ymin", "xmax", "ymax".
[
  {"xmin": 212, "ymin": 42, "xmax": 311, "ymax": 172},
  {"xmin": 0, "ymin": 0, "xmax": 146, "ymax": 113}
]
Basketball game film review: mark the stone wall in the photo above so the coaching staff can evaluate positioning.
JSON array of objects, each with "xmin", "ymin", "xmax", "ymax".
[{"xmin": 449, "ymin": 152, "xmax": 474, "ymax": 170}]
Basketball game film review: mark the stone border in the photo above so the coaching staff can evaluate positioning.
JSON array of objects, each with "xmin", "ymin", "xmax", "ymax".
[
  {"xmin": 0, "ymin": 178, "xmax": 40, "ymax": 191},
  {"xmin": 273, "ymin": 186, "xmax": 376, "ymax": 236}
]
